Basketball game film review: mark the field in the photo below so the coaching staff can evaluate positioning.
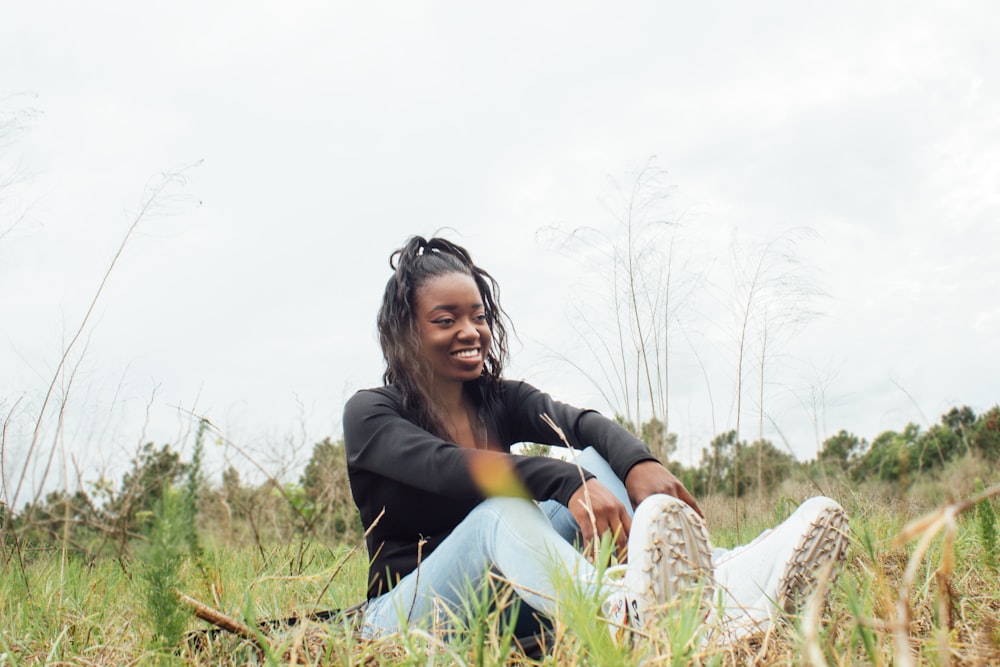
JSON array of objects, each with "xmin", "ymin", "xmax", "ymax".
[{"xmin": 3, "ymin": 457, "xmax": 999, "ymax": 667}]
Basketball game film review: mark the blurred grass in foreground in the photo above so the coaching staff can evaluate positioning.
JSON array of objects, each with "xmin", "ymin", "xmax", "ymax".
[{"xmin": 2, "ymin": 461, "xmax": 1000, "ymax": 666}]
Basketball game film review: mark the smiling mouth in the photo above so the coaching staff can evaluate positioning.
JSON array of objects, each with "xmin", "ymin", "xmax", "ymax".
[{"xmin": 451, "ymin": 348, "xmax": 480, "ymax": 359}]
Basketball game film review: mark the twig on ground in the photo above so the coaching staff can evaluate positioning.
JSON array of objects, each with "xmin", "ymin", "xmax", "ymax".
[{"xmin": 176, "ymin": 588, "xmax": 265, "ymax": 649}]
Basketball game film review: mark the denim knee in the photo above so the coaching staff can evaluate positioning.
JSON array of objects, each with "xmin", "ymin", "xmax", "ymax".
[{"xmin": 474, "ymin": 496, "xmax": 544, "ymax": 524}]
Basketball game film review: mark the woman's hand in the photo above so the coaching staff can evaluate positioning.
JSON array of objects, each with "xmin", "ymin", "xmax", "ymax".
[
  {"xmin": 624, "ymin": 460, "xmax": 704, "ymax": 517},
  {"xmin": 567, "ymin": 478, "xmax": 632, "ymax": 562}
]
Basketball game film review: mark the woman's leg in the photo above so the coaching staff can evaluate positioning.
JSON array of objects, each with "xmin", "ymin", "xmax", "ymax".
[
  {"xmin": 361, "ymin": 496, "xmax": 598, "ymax": 639},
  {"xmin": 539, "ymin": 447, "xmax": 633, "ymax": 544}
]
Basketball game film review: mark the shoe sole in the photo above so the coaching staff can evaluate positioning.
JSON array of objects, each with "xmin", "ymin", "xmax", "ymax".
[
  {"xmin": 776, "ymin": 502, "xmax": 850, "ymax": 613},
  {"xmin": 628, "ymin": 495, "xmax": 714, "ymax": 617}
]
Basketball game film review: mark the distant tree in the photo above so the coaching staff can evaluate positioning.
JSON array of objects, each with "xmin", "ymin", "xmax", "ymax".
[
  {"xmin": 971, "ymin": 406, "xmax": 1000, "ymax": 461},
  {"xmin": 109, "ymin": 443, "xmax": 188, "ymax": 537},
  {"xmin": 698, "ymin": 430, "xmax": 738, "ymax": 496},
  {"xmin": 300, "ymin": 438, "xmax": 343, "ymax": 501},
  {"xmin": 14, "ymin": 489, "xmax": 102, "ymax": 552},
  {"xmin": 852, "ymin": 424, "xmax": 920, "ymax": 484},
  {"xmin": 222, "ymin": 465, "xmax": 243, "ymax": 501},
  {"xmin": 615, "ymin": 414, "xmax": 677, "ymax": 463},
  {"xmin": 818, "ymin": 430, "xmax": 865, "ymax": 473},
  {"xmin": 914, "ymin": 424, "xmax": 963, "ymax": 472},
  {"xmin": 943, "ymin": 406, "xmax": 976, "ymax": 441},
  {"xmin": 738, "ymin": 439, "xmax": 795, "ymax": 497},
  {"xmin": 8, "ymin": 442, "xmax": 188, "ymax": 556},
  {"xmin": 299, "ymin": 437, "xmax": 359, "ymax": 539},
  {"xmin": 641, "ymin": 417, "xmax": 677, "ymax": 463},
  {"xmin": 692, "ymin": 430, "xmax": 792, "ymax": 497}
]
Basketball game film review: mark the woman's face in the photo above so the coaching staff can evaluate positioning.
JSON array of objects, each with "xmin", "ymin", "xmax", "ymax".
[{"xmin": 414, "ymin": 271, "xmax": 492, "ymax": 388}]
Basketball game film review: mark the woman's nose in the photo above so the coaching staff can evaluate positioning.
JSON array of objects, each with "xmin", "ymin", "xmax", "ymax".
[{"xmin": 457, "ymin": 319, "xmax": 479, "ymax": 339}]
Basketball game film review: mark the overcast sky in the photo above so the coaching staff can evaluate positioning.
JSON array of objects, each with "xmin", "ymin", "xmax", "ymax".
[{"xmin": 2, "ymin": 2, "xmax": 998, "ymax": 501}]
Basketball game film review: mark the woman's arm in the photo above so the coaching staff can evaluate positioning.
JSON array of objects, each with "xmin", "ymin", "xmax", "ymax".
[
  {"xmin": 498, "ymin": 381, "xmax": 659, "ymax": 477},
  {"xmin": 499, "ymin": 380, "xmax": 702, "ymax": 515},
  {"xmin": 344, "ymin": 387, "xmax": 599, "ymax": 505}
]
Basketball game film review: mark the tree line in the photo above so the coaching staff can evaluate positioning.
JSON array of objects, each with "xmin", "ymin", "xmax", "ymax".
[{"xmin": 3, "ymin": 403, "xmax": 998, "ymax": 563}]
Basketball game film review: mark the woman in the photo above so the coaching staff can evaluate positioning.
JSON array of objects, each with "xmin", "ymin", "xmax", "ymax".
[{"xmin": 343, "ymin": 236, "xmax": 848, "ymax": 642}]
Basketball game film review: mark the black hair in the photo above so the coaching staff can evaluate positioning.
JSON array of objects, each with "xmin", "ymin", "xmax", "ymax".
[{"xmin": 376, "ymin": 236, "xmax": 510, "ymax": 438}]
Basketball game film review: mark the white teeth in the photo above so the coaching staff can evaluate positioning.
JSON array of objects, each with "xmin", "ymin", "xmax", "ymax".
[{"xmin": 452, "ymin": 349, "xmax": 479, "ymax": 359}]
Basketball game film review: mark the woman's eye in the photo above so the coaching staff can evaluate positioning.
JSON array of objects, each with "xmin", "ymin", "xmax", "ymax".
[
  {"xmin": 474, "ymin": 315, "xmax": 488, "ymax": 323},
  {"xmin": 433, "ymin": 318, "xmax": 455, "ymax": 326}
]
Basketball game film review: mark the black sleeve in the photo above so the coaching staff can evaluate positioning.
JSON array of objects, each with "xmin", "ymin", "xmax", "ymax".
[
  {"xmin": 498, "ymin": 380, "xmax": 660, "ymax": 482},
  {"xmin": 343, "ymin": 387, "xmax": 600, "ymax": 506}
]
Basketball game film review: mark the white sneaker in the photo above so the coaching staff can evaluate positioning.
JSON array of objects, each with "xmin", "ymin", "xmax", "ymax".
[
  {"xmin": 712, "ymin": 496, "xmax": 850, "ymax": 639},
  {"xmin": 602, "ymin": 494, "xmax": 714, "ymax": 644}
]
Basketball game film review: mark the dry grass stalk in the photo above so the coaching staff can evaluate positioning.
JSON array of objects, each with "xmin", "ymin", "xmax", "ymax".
[
  {"xmin": 283, "ymin": 621, "xmax": 329, "ymax": 665},
  {"xmin": 935, "ymin": 523, "xmax": 955, "ymax": 667},
  {"xmin": 750, "ymin": 620, "xmax": 777, "ymax": 666},
  {"xmin": 892, "ymin": 481, "xmax": 1000, "ymax": 666},
  {"xmin": 541, "ymin": 412, "xmax": 601, "ymax": 563},
  {"xmin": 802, "ymin": 559, "xmax": 837, "ymax": 667},
  {"xmin": 313, "ymin": 505, "xmax": 381, "ymax": 607}
]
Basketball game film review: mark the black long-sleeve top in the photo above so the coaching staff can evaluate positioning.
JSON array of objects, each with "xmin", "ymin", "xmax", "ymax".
[{"xmin": 342, "ymin": 378, "xmax": 658, "ymax": 599}]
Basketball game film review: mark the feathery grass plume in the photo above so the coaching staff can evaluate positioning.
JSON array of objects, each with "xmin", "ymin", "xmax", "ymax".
[{"xmin": 974, "ymin": 478, "xmax": 998, "ymax": 571}]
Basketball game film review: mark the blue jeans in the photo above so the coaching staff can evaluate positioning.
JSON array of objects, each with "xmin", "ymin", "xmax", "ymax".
[{"xmin": 360, "ymin": 447, "xmax": 633, "ymax": 638}]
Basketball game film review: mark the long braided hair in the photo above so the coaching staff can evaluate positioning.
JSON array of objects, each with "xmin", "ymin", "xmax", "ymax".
[{"xmin": 376, "ymin": 236, "xmax": 510, "ymax": 439}]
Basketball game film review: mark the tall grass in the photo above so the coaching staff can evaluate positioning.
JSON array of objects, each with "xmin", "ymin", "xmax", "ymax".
[
  {"xmin": 2, "ymin": 462, "xmax": 1000, "ymax": 665},
  {"xmin": 0, "ymin": 542, "xmax": 369, "ymax": 665}
]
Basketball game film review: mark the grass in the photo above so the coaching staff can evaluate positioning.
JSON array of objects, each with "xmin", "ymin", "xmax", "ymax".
[
  {"xmin": 3, "ymin": 470, "xmax": 1000, "ymax": 665},
  {"xmin": 0, "ymin": 541, "xmax": 371, "ymax": 665}
]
